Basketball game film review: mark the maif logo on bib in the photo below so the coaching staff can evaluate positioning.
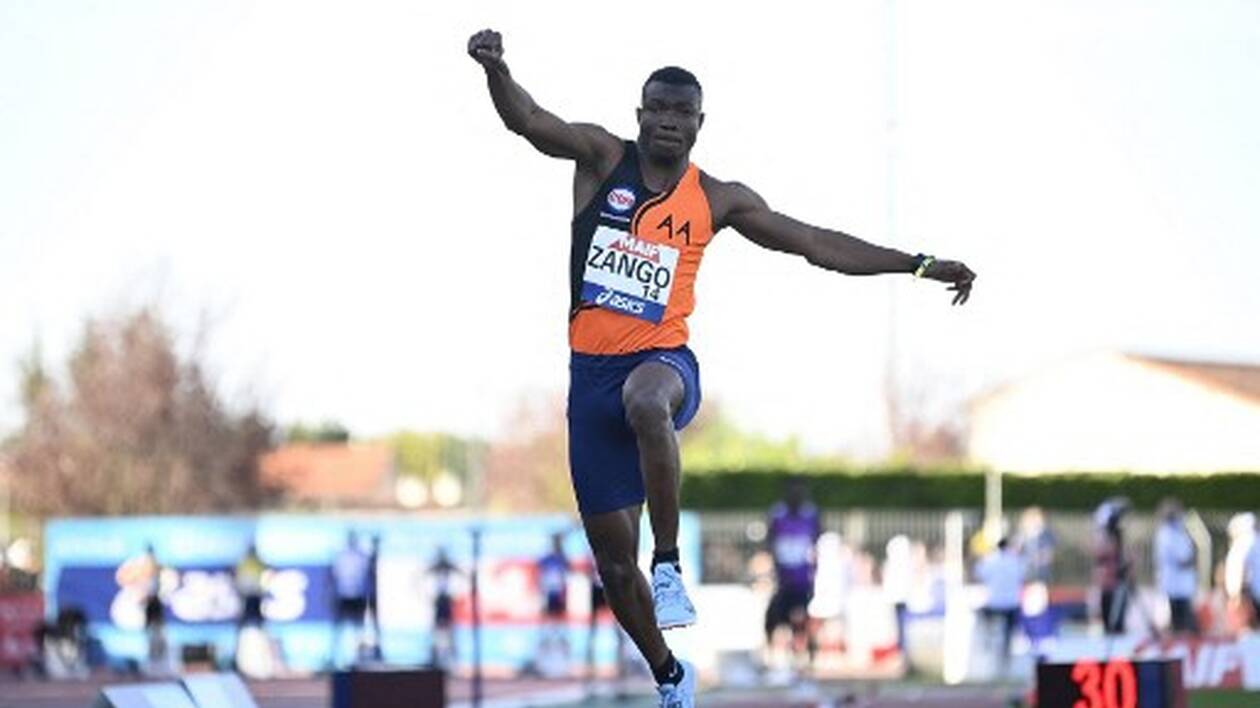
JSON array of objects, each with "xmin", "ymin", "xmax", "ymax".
[{"xmin": 607, "ymin": 187, "xmax": 636, "ymax": 213}]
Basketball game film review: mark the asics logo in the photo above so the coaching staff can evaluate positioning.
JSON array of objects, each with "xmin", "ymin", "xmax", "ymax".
[{"xmin": 595, "ymin": 289, "xmax": 646, "ymax": 314}]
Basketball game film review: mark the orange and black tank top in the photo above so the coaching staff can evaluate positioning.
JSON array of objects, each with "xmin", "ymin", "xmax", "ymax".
[{"xmin": 569, "ymin": 141, "xmax": 716, "ymax": 354}]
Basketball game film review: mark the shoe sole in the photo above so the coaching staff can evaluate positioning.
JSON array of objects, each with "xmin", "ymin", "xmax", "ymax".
[{"xmin": 657, "ymin": 614, "xmax": 697, "ymax": 630}]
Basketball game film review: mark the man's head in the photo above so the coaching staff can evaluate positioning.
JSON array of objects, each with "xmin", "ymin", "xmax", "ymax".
[
  {"xmin": 1159, "ymin": 498, "xmax": 1184, "ymax": 523},
  {"xmin": 1097, "ymin": 497, "xmax": 1131, "ymax": 533},
  {"xmin": 784, "ymin": 475, "xmax": 809, "ymax": 511},
  {"xmin": 637, "ymin": 66, "xmax": 704, "ymax": 163}
]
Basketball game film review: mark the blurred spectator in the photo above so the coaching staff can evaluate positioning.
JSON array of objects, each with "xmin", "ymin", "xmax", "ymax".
[
  {"xmin": 39, "ymin": 607, "xmax": 90, "ymax": 679},
  {"xmin": 235, "ymin": 543, "xmax": 284, "ymax": 678},
  {"xmin": 1093, "ymin": 498, "xmax": 1133, "ymax": 636},
  {"xmin": 808, "ymin": 532, "xmax": 854, "ymax": 623},
  {"xmin": 1017, "ymin": 507, "xmax": 1056, "ymax": 585},
  {"xmin": 235, "ymin": 543, "xmax": 268, "ymax": 627},
  {"xmin": 1225, "ymin": 513, "xmax": 1255, "ymax": 625},
  {"xmin": 883, "ymin": 535, "xmax": 913, "ymax": 659},
  {"xmin": 764, "ymin": 476, "xmax": 821, "ymax": 675},
  {"xmin": 331, "ymin": 532, "xmax": 371, "ymax": 669},
  {"xmin": 535, "ymin": 532, "xmax": 571, "ymax": 677},
  {"xmin": 1245, "ymin": 523, "xmax": 1260, "ymax": 630},
  {"xmin": 366, "ymin": 535, "xmax": 382, "ymax": 661},
  {"xmin": 975, "ymin": 537, "xmax": 1025, "ymax": 671},
  {"xmin": 428, "ymin": 547, "xmax": 459, "ymax": 668},
  {"xmin": 3, "ymin": 538, "xmax": 40, "ymax": 591},
  {"xmin": 113, "ymin": 543, "xmax": 173, "ymax": 673},
  {"xmin": 1154, "ymin": 499, "xmax": 1199, "ymax": 635},
  {"xmin": 130, "ymin": 544, "xmax": 169, "ymax": 671}
]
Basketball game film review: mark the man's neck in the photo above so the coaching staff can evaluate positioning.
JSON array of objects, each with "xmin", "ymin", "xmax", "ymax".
[{"xmin": 635, "ymin": 141, "xmax": 689, "ymax": 192}]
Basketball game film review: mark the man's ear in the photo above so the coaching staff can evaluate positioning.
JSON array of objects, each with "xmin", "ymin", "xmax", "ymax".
[
  {"xmin": 636, "ymin": 107, "xmax": 643, "ymax": 124},
  {"xmin": 698, "ymin": 112, "xmax": 705, "ymax": 129}
]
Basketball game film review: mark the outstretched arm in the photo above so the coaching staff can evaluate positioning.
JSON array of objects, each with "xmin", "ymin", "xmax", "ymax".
[
  {"xmin": 468, "ymin": 29, "xmax": 621, "ymax": 168},
  {"xmin": 709, "ymin": 177, "xmax": 976, "ymax": 304}
]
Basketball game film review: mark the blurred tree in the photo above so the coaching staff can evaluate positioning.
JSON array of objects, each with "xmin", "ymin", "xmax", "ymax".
[
  {"xmin": 286, "ymin": 420, "xmax": 351, "ymax": 443},
  {"xmin": 680, "ymin": 402, "xmax": 845, "ymax": 472},
  {"xmin": 482, "ymin": 397, "xmax": 573, "ymax": 512},
  {"xmin": 7, "ymin": 307, "xmax": 277, "ymax": 515},
  {"xmin": 885, "ymin": 377, "xmax": 967, "ymax": 466}
]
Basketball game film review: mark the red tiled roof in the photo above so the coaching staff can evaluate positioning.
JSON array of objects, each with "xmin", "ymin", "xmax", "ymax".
[
  {"xmin": 260, "ymin": 442, "xmax": 395, "ymax": 505},
  {"xmin": 1131, "ymin": 355, "xmax": 1260, "ymax": 404}
]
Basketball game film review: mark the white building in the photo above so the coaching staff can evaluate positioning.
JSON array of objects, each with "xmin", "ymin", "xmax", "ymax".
[{"xmin": 968, "ymin": 352, "xmax": 1260, "ymax": 473}]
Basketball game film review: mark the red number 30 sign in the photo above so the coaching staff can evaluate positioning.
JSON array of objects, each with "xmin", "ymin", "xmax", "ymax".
[{"xmin": 1070, "ymin": 660, "xmax": 1138, "ymax": 708}]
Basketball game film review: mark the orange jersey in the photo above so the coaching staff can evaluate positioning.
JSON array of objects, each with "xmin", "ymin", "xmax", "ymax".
[{"xmin": 568, "ymin": 142, "xmax": 716, "ymax": 354}]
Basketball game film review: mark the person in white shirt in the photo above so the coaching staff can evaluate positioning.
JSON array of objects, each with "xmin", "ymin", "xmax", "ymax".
[
  {"xmin": 975, "ymin": 537, "xmax": 1025, "ymax": 666},
  {"xmin": 1153, "ymin": 499, "xmax": 1199, "ymax": 635},
  {"xmin": 1225, "ymin": 513, "xmax": 1255, "ymax": 626},
  {"xmin": 1244, "ymin": 522, "xmax": 1260, "ymax": 629},
  {"xmin": 331, "ymin": 533, "xmax": 372, "ymax": 668}
]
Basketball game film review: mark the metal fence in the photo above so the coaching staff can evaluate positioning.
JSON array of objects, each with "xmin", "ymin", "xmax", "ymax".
[{"xmin": 697, "ymin": 508, "xmax": 1240, "ymax": 587}]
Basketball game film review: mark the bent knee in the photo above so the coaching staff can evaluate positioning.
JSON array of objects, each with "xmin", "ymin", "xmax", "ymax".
[
  {"xmin": 623, "ymin": 391, "xmax": 672, "ymax": 433},
  {"xmin": 595, "ymin": 556, "xmax": 639, "ymax": 591}
]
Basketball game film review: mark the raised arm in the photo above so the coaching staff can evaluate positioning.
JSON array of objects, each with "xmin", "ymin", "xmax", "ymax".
[
  {"xmin": 706, "ymin": 176, "xmax": 976, "ymax": 304},
  {"xmin": 468, "ymin": 29, "xmax": 621, "ymax": 168}
]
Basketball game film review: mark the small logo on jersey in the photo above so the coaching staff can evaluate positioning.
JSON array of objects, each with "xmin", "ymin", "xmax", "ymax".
[
  {"xmin": 607, "ymin": 187, "xmax": 636, "ymax": 213},
  {"xmin": 595, "ymin": 288, "xmax": 646, "ymax": 315}
]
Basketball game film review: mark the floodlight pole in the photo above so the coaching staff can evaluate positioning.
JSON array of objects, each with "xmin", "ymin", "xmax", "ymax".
[
  {"xmin": 883, "ymin": 0, "xmax": 902, "ymax": 453},
  {"xmin": 470, "ymin": 525, "xmax": 482, "ymax": 708}
]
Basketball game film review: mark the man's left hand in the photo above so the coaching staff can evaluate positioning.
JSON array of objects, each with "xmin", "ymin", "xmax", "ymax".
[{"xmin": 924, "ymin": 259, "xmax": 976, "ymax": 305}]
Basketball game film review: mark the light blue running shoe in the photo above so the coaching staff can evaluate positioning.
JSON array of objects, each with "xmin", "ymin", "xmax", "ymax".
[
  {"xmin": 656, "ymin": 659, "xmax": 696, "ymax": 707},
  {"xmin": 652, "ymin": 563, "xmax": 697, "ymax": 629}
]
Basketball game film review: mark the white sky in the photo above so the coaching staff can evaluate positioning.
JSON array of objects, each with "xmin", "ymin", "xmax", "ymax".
[{"xmin": 2, "ymin": 1, "xmax": 1258, "ymax": 457}]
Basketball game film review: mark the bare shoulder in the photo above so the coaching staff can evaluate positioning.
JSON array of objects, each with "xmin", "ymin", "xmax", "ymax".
[
  {"xmin": 699, "ymin": 172, "xmax": 766, "ymax": 231},
  {"xmin": 570, "ymin": 122, "xmax": 625, "ymax": 172}
]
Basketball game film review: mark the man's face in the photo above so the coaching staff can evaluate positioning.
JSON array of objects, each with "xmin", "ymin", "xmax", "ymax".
[
  {"xmin": 786, "ymin": 481, "xmax": 808, "ymax": 509},
  {"xmin": 637, "ymin": 81, "xmax": 704, "ymax": 162}
]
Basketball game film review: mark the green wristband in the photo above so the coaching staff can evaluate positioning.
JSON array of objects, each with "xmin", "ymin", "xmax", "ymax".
[{"xmin": 914, "ymin": 255, "xmax": 936, "ymax": 278}]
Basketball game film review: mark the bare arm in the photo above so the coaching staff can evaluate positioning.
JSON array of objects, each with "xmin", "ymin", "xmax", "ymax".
[
  {"xmin": 468, "ymin": 29, "xmax": 620, "ymax": 168},
  {"xmin": 708, "ymin": 176, "xmax": 976, "ymax": 304}
]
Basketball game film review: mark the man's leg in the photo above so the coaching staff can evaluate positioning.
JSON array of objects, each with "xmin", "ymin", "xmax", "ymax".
[
  {"xmin": 623, "ymin": 361, "xmax": 699, "ymax": 631},
  {"xmin": 622, "ymin": 362, "xmax": 684, "ymax": 556},
  {"xmin": 583, "ymin": 504, "xmax": 693, "ymax": 701},
  {"xmin": 583, "ymin": 506, "xmax": 669, "ymax": 669}
]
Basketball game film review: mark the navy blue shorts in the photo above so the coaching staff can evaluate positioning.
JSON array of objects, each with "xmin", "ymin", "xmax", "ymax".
[{"xmin": 567, "ymin": 345, "xmax": 701, "ymax": 516}]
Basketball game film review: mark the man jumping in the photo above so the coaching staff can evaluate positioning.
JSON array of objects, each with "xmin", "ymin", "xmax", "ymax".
[{"xmin": 468, "ymin": 29, "xmax": 975, "ymax": 707}]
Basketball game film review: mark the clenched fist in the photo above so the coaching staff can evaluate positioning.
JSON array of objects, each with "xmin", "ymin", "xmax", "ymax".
[{"xmin": 467, "ymin": 29, "xmax": 505, "ymax": 71}]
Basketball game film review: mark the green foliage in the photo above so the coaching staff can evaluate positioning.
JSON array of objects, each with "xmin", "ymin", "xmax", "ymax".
[
  {"xmin": 681, "ymin": 420, "xmax": 807, "ymax": 471},
  {"xmin": 286, "ymin": 420, "xmax": 351, "ymax": 443},
  {"xmin": 681, "ymin": 469, "xmax": 1260, "ymax": 511},
  {"xmin": 680, "ymin": 403, "xmax": 848, "ymax": 472},
  {"xmin": 388, "ymin": 430, "xmax": 480, "ymax": 481}
]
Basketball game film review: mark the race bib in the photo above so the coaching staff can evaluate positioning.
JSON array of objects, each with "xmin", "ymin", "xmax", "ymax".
[
  {"xmin": 581, "ymin": 225, "xmax": 679, "ymax": 323},
  {"xmin": 773, "ymin": 536, "xmax": 815, "ymax": 567}
]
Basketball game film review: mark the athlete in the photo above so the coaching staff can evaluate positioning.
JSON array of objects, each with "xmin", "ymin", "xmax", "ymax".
[
  {"xmin": 764, "ymin": 477, "xmax": 822, "ymax": 676},
  {"xmin": 536, "ymin": 533, "xmax": 572, "ymax": 676},
  {"xmin": 468, "ymin": 28, "xmax": 976, "ymax": 707}
]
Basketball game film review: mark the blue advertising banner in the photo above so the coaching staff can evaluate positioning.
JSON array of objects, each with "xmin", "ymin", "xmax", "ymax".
[{"xmin": 44, "ymin": 512, "xmax": 701, "ymax": 673}]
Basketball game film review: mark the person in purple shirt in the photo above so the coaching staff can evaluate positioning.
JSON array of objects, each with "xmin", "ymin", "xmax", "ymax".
[
  {"xmin": 764, "ymin": 476, "xmax": 822, "ymax": 671},
  {"xmin": 536, "ymin": 533, "xmax": 572, "ymax": 676}
]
